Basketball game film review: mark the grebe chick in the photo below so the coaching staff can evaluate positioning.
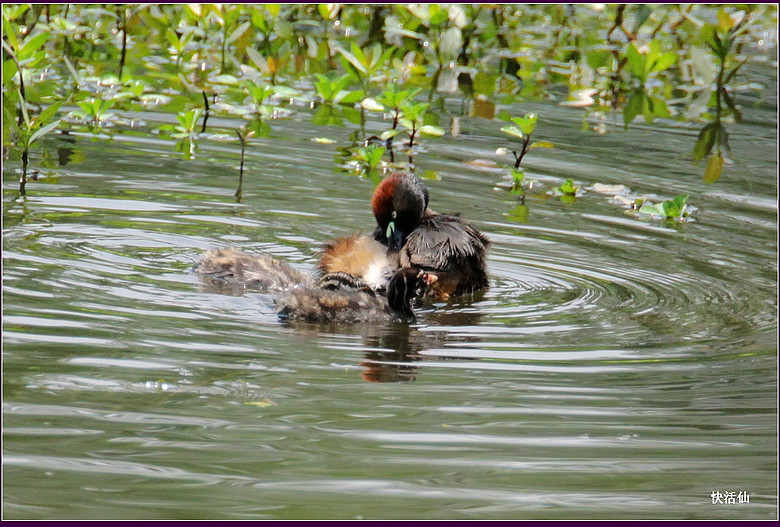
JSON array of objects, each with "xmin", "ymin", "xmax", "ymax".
[
  {"xmin": 317, "ymin": 233, "xmax": 396, "ymax": 292},
  {"xmin": 277, "ymin": 268, "xmax": 437, "ymax": 324},
  {"xmin": 371, "ymin": 172, "xmax": 489, "ymax": 300},
  {"xmin": 194, "ymin": 247, "xmax": 309, "ymax": 291}
]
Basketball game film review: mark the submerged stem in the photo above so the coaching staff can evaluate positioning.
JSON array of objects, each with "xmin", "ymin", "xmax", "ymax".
[
  {"xmin": 235, "ymin": 148, "xmax": 245, "ymax": 201},
  {"xmin": 201, "ymin": 91, "xmax": 210, "ymax": 134},
  {"xmin": 19, "ymin": 148, "xmax": 29, "ymax": 196}
]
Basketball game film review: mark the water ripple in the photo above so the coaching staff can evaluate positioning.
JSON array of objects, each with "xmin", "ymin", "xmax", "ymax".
[
  {"xmin": 480, "ymin": 238, "xmax": 773, "ymax": 348},
  {"xmin": 3, "ymin": 403, "xmax": 234, "ymax": 427}
]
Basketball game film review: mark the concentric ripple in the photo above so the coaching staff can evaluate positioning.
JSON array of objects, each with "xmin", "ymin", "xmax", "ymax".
[{"xmin": 473, "ymin": 227, "xmax": 776, "ymax": 350}]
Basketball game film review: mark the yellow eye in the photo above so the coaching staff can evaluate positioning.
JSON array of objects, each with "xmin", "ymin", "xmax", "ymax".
[{"xmin": 391, "ymin": 210, "xmax": 397, "ymax": 219}]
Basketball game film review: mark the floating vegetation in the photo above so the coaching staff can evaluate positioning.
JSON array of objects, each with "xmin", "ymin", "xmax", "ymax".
[
  {"xmin": 2, "ymin": 3, "xmax": 775, "ymax": 225},
  {"xmin": 637, "ymin": 194, "xmax": 691, "ymax": 221}
]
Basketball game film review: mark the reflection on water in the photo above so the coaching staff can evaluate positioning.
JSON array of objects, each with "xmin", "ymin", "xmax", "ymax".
[
  {"xmin": 2, "ymin": 80, "xmax": 777, "ymax": 519},
  {"xmin": 287, "ymin": 323, "xmax": 428, "ymax": 383}
]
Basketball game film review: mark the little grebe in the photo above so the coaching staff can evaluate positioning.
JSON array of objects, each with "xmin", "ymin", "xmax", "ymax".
[
  {"xmin": 317, "ymin": 234, "xmax": 395, "ymax": 292},
  {"xmin": 370, "ymin": 172, "xmax": 489, "ymax": 299},
  {"xmin": 194, "ymin": 247, "xmax": 309, "ymax": 291},
  {"xmin": 195, "ymin": 248, "xmax": 436, "ymax": 323},
  {"xmin": 278, "ymin": 267, "xmax": 437, "ymax": 323}
]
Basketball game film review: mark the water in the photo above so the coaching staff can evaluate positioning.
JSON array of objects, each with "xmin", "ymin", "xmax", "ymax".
[{"xmin": 3, "ymin": 70, "xmax": 777, "ymax": 519}]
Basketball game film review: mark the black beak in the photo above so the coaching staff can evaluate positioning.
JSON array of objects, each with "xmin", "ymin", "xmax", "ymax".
[{"xmin": 386, "ymin": 221, "xmax": 405, "ymax": 251}]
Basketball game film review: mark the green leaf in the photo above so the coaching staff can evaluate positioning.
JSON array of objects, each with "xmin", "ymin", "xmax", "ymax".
[
  {"xmin": 356, "ymin": 145, "xmax": 386, "ymax": 167},
  {"xmin": 318, "ymin": 4, "xmax": 339, "ymax": 20},
  {"xmin": 625, "ymin": 42, "xmax": 646, "ymax": 80},
  {"xmin": 717, "ymin": 9, "xmax": 734, "ymax": 31},
  {"xmin": 472, "ymin": 72, "xmax": 496, "ymax": 97},
  {"xmin": 235, "ymin": 126, "xmax": 255, "ymax": 144},
  {"xmin": 2, "ymin": 12, "xmax": 19, "ymax": 52},
  {"xmin": 28, "ymin": 119, "xmax": 59, "ymax": 145},
  {"xmin": 2, "ymin": 4, "xmax": 29, "ymax": 23},
  {"xmin": 649, "ymin": 51, "xmax": 677, "ymax": 73},
  {"xmin": 214, "ymin": 74, "xmax": 240, "ymax": 85},
  {"xmin": 505, "ymin": 203, "xmax": 529, "ymax": 223},
  {"xmin": 361, "ymin": 97, "xmax": 384, "ymax": 111},
  {"xmin": 339, "ymin": 47, "xmax": 366, "ymax": 75},
  {"xmin": 642, "ymin": 93, "xmax": 656, "ymax": 124},
  {"xmin": 399, "ymin": 101, "xmax": 429, "ymax": 122},
  {"xmin": 227, "ymin": 21, "xmax": 251, "ymax": 44},
  {"xmin": 380, "ymin": 129, "xmax": 403, "ymax": 141},
  {"xmin": 703, "ymin": 153, "xmax": 724, "ymax": 184},
  {"xmin": 313, "ymin": 73, "xmax": 331, "ymax": 100},
  {"xmin": 99, "ymin": 99, "xmax": 114, "ymax": 115},
  {"xmin": 623, "ymin": 88, "xmax": 645, "ymax": 128},
  {"xmin": 245, "ymin": 81, "xmax": 274, "ymax": 104},
  {"xmin": 560, "ymin": 178, "xmax": 578, "ymax": 195},
  {"xmin": 430, "ymin": 5, "xmax": 448, "ymax": 26},
  {"xmin": 351, "ymin": 42, "xmax": 367, "ymax": 66},
  {"xmin": 376, "ymin": 85, "xmax": 400, "ymax": 109},
  {"xmin": 332, "ymin": 74, "xmax": 353, "ymax": 95},
  {"xmin": 36, "ymin": 101, "xmax": 63, "ymax": 126},
  {"xmin": 3, "ymin": 90, "xmax": 18, "ymax": 118},
  {"xmin": 248, "ymin": 119, "xmax": 272, "ymax": 138},
  {"xmin": 511, "ymin": 113, "xmax": 538, "ymax": 135},
  {"xmin": 510, "ymin": 167, "xmax": 525, "ymax": 188},
  {"xmin": 77, "ymin": 101, "xmax": 94, "ymax": 116},
  {"xmin": 692, "ymin": 122, "xmax": 720, "ymax": 161},
  {"xmin": 18, "ymin": 31, "xmax": 49, "ymax": 60},
  {"xmin": 246, "ymin": 47, "xmax": 268, "ymax": 71},
  {"xmin": 63, "ymin": 55, "xmax": 81, "ymax": 84},
  {"xmin": 702, "ymin": 24, "xmax": 727, "ymax": 60},
  {"xmin": 500, "ymin": 125, "xmax": 524, "ymax": 139},
  {"xmin": 649, "ymin": 96, "xmax": 671, "ymax": 119},
  {"xmin": 2, "ymin": 58, "xmax": 17, "ymax": 84},
  {"xmin": 251, "ymin": 10, "xmax": 269, "ymax": 33},
  {"xmin": 165, "ymin": 28, "xmax": 180, "ymax": 48},
  {"xmin": 638, "ymin": 203, "xmax": 665, "ymax": 216},
  {"xmin": 662, "ymin": 194, "xmax": 688, "ymax": 218},
  {"xmin": 370, "ymin": 146, "xmax": 386, "ymax": 165},
  {"xmin": 334, "ymin": 89, "xmax": 364, "ymax": 105},
  {"xmin": 496, "ymin": 110, "xmax": 512, "ymax": 122},
  {"xmin": 17, "ymin": 92, "xmax": 29, "ymax": 128},
  {"xmin": 338, "ymin": 54, "xmax": 361, "ymax": 81},
  {"xmin": 342, "ymin": 106, "xmax": 362, "ymax": 125},
  {"xmin": 418, "ymin": 124, "xmax": 444, "ymax": 137},
  {"xmin": 157, "ymin": 124, "xmax": 177, "ymax": 133},
  {"xmin": 530, "ymin": 140, "xmax": 554, "ymax": 149}
]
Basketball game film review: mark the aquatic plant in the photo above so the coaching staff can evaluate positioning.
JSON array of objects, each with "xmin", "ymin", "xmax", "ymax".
[
  {"xmin": 691, "ymin": 8, "xmax": 757, "ymax": 184},
  {"xmin": 1, "ymin": 3, "xmax": 775, "ymax": 197},
  {"xmin": 396, "ymin": 100, "xmax": 444, "ymax": 148},
  {"xmin": 73, "ymin": 98, "xmax": 115, "ymax": 128},
  {"xmin": 339, "ymin": 42, "xmax": 392, "ymax": 94},
  {"xmin": 234, "ymin": 125, "xmax": 254, "ymax": 200},
  {"xmin": 622, "ymin": 41, "xmax": 677, "ymax": 127},
  {"xmin": 638, "ymin": 194, "xmax": 690, "ymax": 221},
  {"xmin": 352, "ymin": 143, "xmax": 387, "ymax": 179},
  {"xmin": 313, "ymin": 72, "xmax": 364, "ymax": 106},
  {"xmin": 3, "ymin": 96, "xmax": 61, "ymax": 196},
  {"xmin": 559, "ymin": 178, "xmax": 579, "ymax": 196},
  {"xmin": 497, "ymin": 112, "xmax": 552, "ymax": 193}
]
